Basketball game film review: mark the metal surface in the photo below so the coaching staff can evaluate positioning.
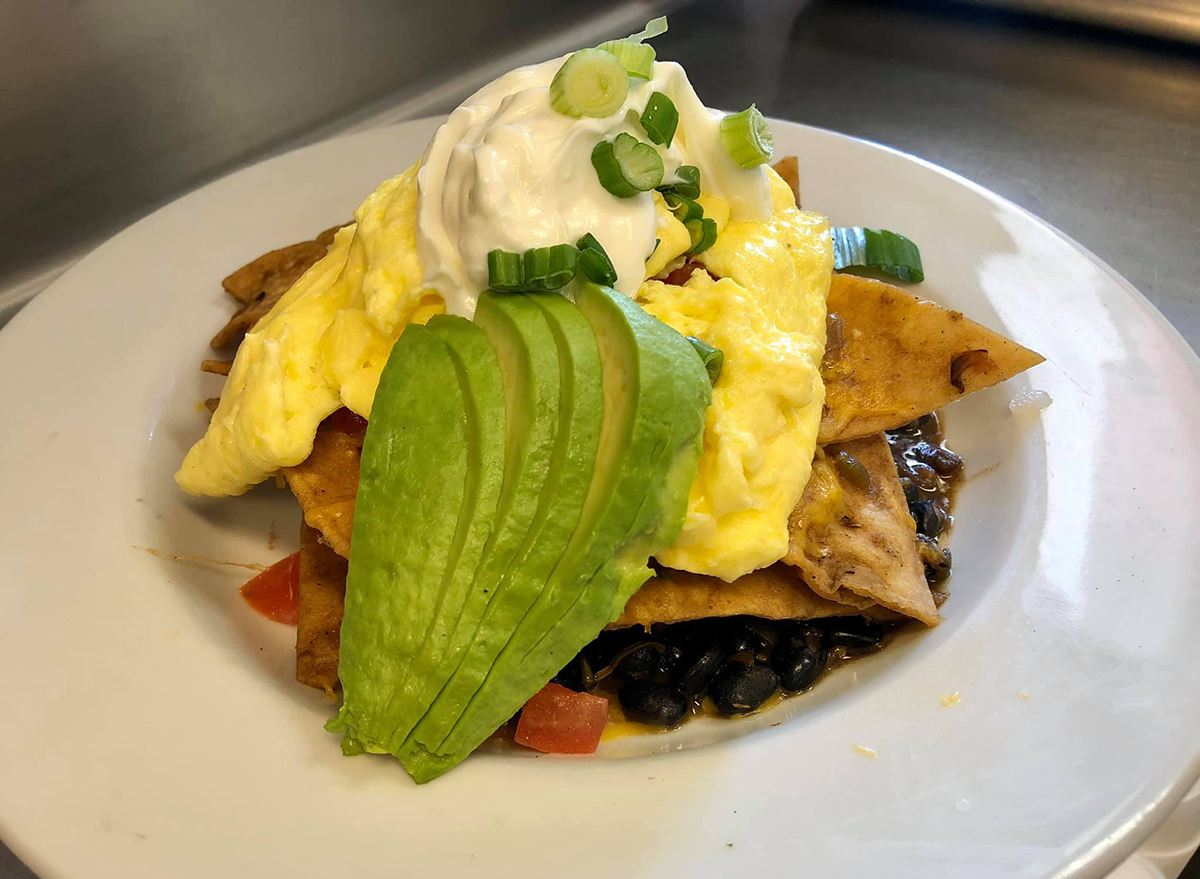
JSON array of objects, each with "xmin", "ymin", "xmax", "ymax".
[
  {"xmin": 959, "ymin": 0, "xmax": 1200, "ymax": 44},
  {"xmin": 0, "ymin": 0, "xmax": 670, "ymax": 323},
  {"xmin": 2, "ymin": 0, "xmax": 1199, "ymax": 876},
  {"xmin": 661, "ymin": 0, "xmax": 1200, "ymax": 349}
]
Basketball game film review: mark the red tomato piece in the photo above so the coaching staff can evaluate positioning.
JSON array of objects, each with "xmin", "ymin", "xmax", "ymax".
[
  {"xmin": 514, "ymin": 683, "xmax": 609, "ymax": 754},
  {"xmin": 240, "ymin": 552, "xmax": 301, "ymax": 625}
]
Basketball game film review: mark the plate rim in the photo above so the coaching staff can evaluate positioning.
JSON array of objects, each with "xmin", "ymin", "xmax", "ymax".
[{"xmin": 1, "ymin": 115, "xmax": 1198, "ymax": 879}]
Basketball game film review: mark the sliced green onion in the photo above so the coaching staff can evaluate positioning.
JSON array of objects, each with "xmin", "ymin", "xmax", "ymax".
[
  {"xmin": 576, "ymin": 233, "xmax": 618, "ymax": 286},
  {"xmin": 595, "ymin": 18, "xmax": 668, "ymax": 80},
  {"xmin": 719, "ymin": 105, "xmax": 774, "ymax": 169},
  {"xmin": 686, "ymin": 336, "xmax": 724, "ymax": 386},
  {"xmin": 591, "ymin": 132, "xmax": 664, "ymax": 197},
  {"xmin": 524, "ymin": 244, "xmax": 578, "ymax": 291},
  {"xmin": 685, "ymin": 217, "xmax": 718, "ymax": 254},
  {"xmin": 639, "ymin": 92, "xmax": 678, "ymax": 146},
  {"xmin": 550, "ymin": 49, "xmax": 629, "ymax": 118},
  {"xmin": 663, "ymin": 192, "xmax": 703, "ymax": 224},
  {"xmin": 831, "ymin": 227, "xmax": 924, "ymax": 283},
  {"xmin": 626, "ymin": 15, "xmax": 668, "ymax": 42},
  {"xmin": 488, "ymin": 249, "xmax": 523, "ymax": 291},
  {"xmin": 597, "ymin": 39, "xmax": 655, "ymax": 80},
  {"xmin": 658, "ymin": 164, "xmax": 700, "ymax": 200}
]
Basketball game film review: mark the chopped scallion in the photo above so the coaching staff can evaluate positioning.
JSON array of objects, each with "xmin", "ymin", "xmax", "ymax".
[
  {"xmin": 524, "ymin": 244, "xmax": 577, "ymax": 290},
  {"xmin": 627, "ymin": 16, "xmax": 668, "ymax": 42},
  {"xmin": 685, "ymin": 217, "xmax": 718, "ymax": 254},
  {"xmin": 719, "ymin": 105, "xmax": 773, "ymax": 169},
  {"xmin": 549, "ymin": 48, "xmax": 629, "ymax": 118},
  {"xmin": 591, "ymin": 132, "xmax": 664, "ymax": 197},
  {"xmin": 639, "ymin": 92, "xmax": 678, "ymax": 146},
  {"xmin": 663, "ymin": 192, "xmax": 704, "ymax": 224},
  {"xmin": 658, "ymin": 164, "xmax": 700, "ymax": 200},
  {"xmin": 576, "ymin": 233, "xmax": 618, "ymax": 286},
  {"xmin": 488, "ymin": 250, "xmax": 523, "ymax": 292},
  {"xmin": 831, "ymin": 227, "xmax": 924, "ymax": 283},
  {"xmin": 686, "ymin": 336, "xmax": 724, "ymax": 386},
  {"xmin": 597, "ymin": 39, "xmax": 656, "ymax": 80},
  {"xmin": 595, "ymin": 17, "xmax": 668, "ymax": 80}
]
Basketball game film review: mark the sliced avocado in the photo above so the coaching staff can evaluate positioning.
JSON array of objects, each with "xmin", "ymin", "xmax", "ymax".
[
  {"xmin": 328, "ymin": 323, "xmax": 474, "ymax": 755},
  {"xmin": 396, "ymin": 291, "xmax": 563, "ymax": 770},
  {"xmin": 406, "ymin": 284, "xmax": 710, "ymax": 781},
  {"xmin": 360, "ymin": 314, "xmax": 508, "ymax": 753},
  {"xmin": 413, "ymin": 291, "xmax": 605, "ymax": 771}
]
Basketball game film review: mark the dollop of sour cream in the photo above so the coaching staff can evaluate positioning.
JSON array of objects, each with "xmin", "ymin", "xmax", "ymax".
[{"xmin": 417, "ymin": 57, "xmax": 772, "ymax": 317}]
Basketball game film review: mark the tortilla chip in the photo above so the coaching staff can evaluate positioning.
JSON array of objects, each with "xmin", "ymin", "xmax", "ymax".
[
  {"xmin": 315, "ymin": 224, "xmax": 347, "ymax": 249},
  {"xmin": 613, "ymin": 565, "xmax": 899, "ymax": 628},
  {"xmin": 819, "ymin": 274, "xmax": 1044, "ymax": 443},
  {"xmin": 281, "ymin": 423, "xmax": 364, "ymax": 559},
  {"xmin": 286, "ymin": 420, "xmax": 918, "ymax": 627},
  {"xmin": 785, "ymin": 433, "xmax": 939, "ymax": 626},
  {"xmin": 771, "ymin": 156, "xmax": 800, "ymax": 207},
  {"xmin": 204, "ymin": 397, "xmax": 220, "ymax": 414},
  {"xmin": 200, "ymin": 359, "xmax": 232, "ymax": 376},
  {"xmin": 210, "ymin": 241, "xmax": 326, "ymax": 349},
  {"xmin": 296, "ymin": 522, "xmax": 347, "ymax": 694}
]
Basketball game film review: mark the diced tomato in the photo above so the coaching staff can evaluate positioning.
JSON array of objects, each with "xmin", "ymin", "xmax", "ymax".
[
  {"xmin": 514, "ymin": 683, "xmax": 609, "ymax": 755},
  {"xmin": 322, "ymin": 407, "xmax": 368, "ymax": 435},
  {"xmin": 240, "ymin": 552, "xmax": 301, "ymax": 625}
]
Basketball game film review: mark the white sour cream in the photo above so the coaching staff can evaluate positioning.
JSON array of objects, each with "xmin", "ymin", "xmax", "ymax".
[{"xmin": 417, "ymin": 57, "xmax": 772, "ymax": 317}]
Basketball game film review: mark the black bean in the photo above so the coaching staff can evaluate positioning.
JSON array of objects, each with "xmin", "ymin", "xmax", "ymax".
[
  {"xmin": 907, "ymin": 461, "xmax": 941, "ymax": 491},
  {"xmin": 771, "ymin": 633, "xmax": 826, "ymax": 691},
  {"xmin": 615, "ymin": 643, "xmax": 661, "ymax": 681},
  {"xmin": 899, "ymin": 477, "xmax": 920, "ymax": 504},
  {"xmin": 619, "ymin": 681, "xmax": 689, "ymax": 726},
  {"xmin": 551, "ymin": 659, "xmax": 584, "ymax": 692},
  {"xmin": 910, "ymin": 500, "xmax": 945, "ymax": 538},
  {"xmin": 825, "ymin": 618, "xmax": 885, "ymax": 653},
  {"xmin": 720, "ymin": 622, "xmax": 770, "ymax": 658},
  {"xmin": 709, "ymin": 662, "xmax": 780, "ymax": 714},
  {"xmin": 584, "ymin": 629, "xmax": 639, "ymax": 670},
  {"xmin": 911, "ymin": 441, "xmax": 962, "ymax": 477},
  {"xmin": 917, "ymin": 536, "xmax": 952, "ymax": 583},
  {"xmin": 657, "ymin": 643, "xmax": 685, "ymax": 676},
  {"xmin": 677, "ymin": 638, "xmax": 727, "ymax": 697}
]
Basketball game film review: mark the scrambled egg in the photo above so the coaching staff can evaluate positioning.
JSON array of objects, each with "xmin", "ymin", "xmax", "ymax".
[
  {"xmin": 641, "ymin": 170, "xmax": 832, "ymax": 580},
  {"xmin": 178, "ymin": 166, "xmax": 831, "ymax": 584},
  {"xmin": 176, "ymin": 164, "xmax": 442, "ymax": 496}
]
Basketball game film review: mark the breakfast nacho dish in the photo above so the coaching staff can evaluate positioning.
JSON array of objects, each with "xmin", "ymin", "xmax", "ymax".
[{"xmin": 178, "ymin": 19, "xmax": 1043, "ymax": 783}]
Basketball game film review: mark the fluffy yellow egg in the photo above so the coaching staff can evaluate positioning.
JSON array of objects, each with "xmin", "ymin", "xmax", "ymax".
[
  {"xmin": 176, "ymin": 164, "xmax": 430, "ymax": 497},
  {"xmin": 638, "ymin": 170, "xmax": 832, "ymax": 581}
]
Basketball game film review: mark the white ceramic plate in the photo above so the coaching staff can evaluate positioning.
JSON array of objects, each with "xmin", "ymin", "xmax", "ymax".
[{"xmin": 1, "ymin": 117, "xmax": 1198, "ymax": 879}]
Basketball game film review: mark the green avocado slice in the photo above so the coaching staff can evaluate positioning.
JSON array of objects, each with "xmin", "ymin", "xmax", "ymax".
[
  {"xmin": 406, "ymin": 291, "xmax": 605, "ymax": 775},
  {"xmin": 404, "ymin": 284, "xmax": 711, "ymax": 782},
  {"xmin": 363, "ymin": 314, "xmax": 508, "ymax": 753},
  {"xmin": 396, "ymin": 292, "xmax": 564, "ymax": 769},
  {"xmin": 327, "ymin": 323, "xmax": 475, "ymax": 755}
]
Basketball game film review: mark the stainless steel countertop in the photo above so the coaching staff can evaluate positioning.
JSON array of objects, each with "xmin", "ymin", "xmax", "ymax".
[{"xmin": 3, "ymin": 1, "xmax": 1198, "ymax": 876}]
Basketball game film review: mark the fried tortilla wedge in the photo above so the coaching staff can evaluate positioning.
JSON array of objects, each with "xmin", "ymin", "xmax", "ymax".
[
  {"xmin": 297, "ymin": 522, "xmax": 347, "ymax": 694},
  {"xmin": 785, "ymin": 433, "xmax": 939, "ymax": 626},
  {"xmin": 281, "ymin": 420, "xmax": 364, "ymax": 559},
  {"xmin": 820, "ymin": 274, "xmax": 1044, "ymax": 443},
  {"xmin": 211, "ymin": 224, "xmax": 349, "ymax": 349},
  {"xmin": 286, "ymin": 418, "xmax": 930, "ymax": 628},
  {"xmin": 613, "ymin": 565, "xmax": 900, "ymax": 628}
]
